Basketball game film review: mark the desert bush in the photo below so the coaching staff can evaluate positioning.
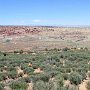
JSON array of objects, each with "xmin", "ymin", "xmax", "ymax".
[
  {"xmin": 13, "ymin": 50, "xmax": 19, "ymax": 53},
  {"xmin": 38, "ymin": 73, "xmax": 49, "ymax": 82},
  {"xmin": 48, "ymin": 80, "xmax": 57, "ymax": 90},
  {"xmin": 0, "ymin": 73, "xmax": 7, "ymax": 81},
  {"xmin": 51, "ymin": 56, "xmax": 60, "ymax": 62},
  {"xmin": 7, "ymin": 65, "xmax": 16, "ymax": 71},
  {"xmin": 19, "ymin": 50, "xmax": 24, "ymax": 54},
  {"xmin": 33, "ymin": 80, "xmax": 48, "ymax": 90},
  {"xmin": 87, "ymin": 81, "xmax": 90, "ymax": 90},
  {"xmin": 38, "ymin": 74, "xmax": 49, "ymax": 82},
  {"xmin": 63, "ymin": 85, "xmax": 78, "ymax": 90},
  {"xmin": 55, "ymin": 74, "xmax": 64, "ymax": 87},
  {"xmin": 69, "ymin": 72, "xmax": 82, "ymax": 85},
  {"xmin": 33, "ymin": 80, "xmax": 57, "ymax": 90},
  {"xmin": 56, "ymin": 68, "xmax": 66, "ymax": 73},
  {"xmin": 0, "ymin": 75, "xmax": 4, "ymax": 81},
  {"xmin": 23, "ymin": 77, "xmax": 31, "ymax": 83},
  {"xmin": 88, "ymin": 72, "xmax": 90, "ymax": 78},
  {"xmin": 68, "ymin": 56, "xmax": 77, "ymax": 61},
  {"xmin": 32, "ymin": 65, "xmax": 39, "ymax": 69},
  {"xmin": 30, "ymin": 73, "xmax": 49, "ymax": 83},
  {"xmin": 57, "ymin": 78, "xmax": 64, "ymax": 88},
  {"xmin": 45, "ymin": 48, "xmax": 48, "ymax": 51},
  {"xmin": 63, "ymin": 73, "xmax": 69, "ymax": 80},
  {"xmin": 0, "ymin": 51, "xmax": 2, "ymax": 54},
  {"xmin": 88, "ymin": 64, "xmax": 90, "ymax": 71},
  {"xmin": 62, "ymin": 47, "xmax": 70, "ymax": 51},
  {"xmin": 9, "ymin": 81, "xmax": 28, "ymax": 90},
  {"xmin": 14, "ymin": 50, "xmax": 24, "ymax": 54},
  {"xmin": 47, "ymin": 71, "xmax": 59, "ymax": 78},
  {"xmin": 76, "ymin": 68, "xmax": 83, "ymax": 73},
  {"xmin": 65, "ymin": 68, "xmax": 71, "ymax": 73},
  {"xmin": 60, "ymin": 55, "xmax": 64, "ymax": 58},
  {"xmin": 79, "ymin": 71, "xmax": 87, "ymax": 80},
  {"xmin": 27, "ymin": 50, "xmax": 33, "ymax": 54},
  {"xmin": 8, "ymin": 71, "xmax": 17, "ymax": 79},
  {"xmin": 23, "ymin": 67, "xmax": 34, "ymax": 74},
  {"xmin": 20, "ymin": 63, "xmax": 27, "ymax": 70},
  {"xmin": 0, "ymin": 83, "xmax": 5, "ymax": 90},
  {"xmin": 72, "ymin": 67, "xmax": 76, "ymax": 72},
  {"xmin": 3, "ymin": 52, "xmax": 7, "ymax": 56}
]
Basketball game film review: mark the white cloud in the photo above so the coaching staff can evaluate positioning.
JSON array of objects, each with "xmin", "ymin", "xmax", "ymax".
[
  {"xmin": 32, "ymin": 19, "xmax": 49, "ymax": 23},
  {"xmin": 32, "ymin": 19, "xmax": 42, "ymax": 23}
]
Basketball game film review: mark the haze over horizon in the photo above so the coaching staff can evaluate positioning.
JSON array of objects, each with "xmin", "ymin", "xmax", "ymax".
[{"xmin": 0, "ymin": 0, "xmax": 90, "ymax": 26}]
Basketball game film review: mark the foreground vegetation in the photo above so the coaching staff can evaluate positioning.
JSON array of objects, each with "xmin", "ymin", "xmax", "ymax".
[{"xmin": 0, "ymin": 48, "xmax": 90, "ymax": 90}]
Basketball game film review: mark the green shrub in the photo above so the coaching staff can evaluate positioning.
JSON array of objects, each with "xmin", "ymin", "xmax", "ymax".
[
  {"xmin": 88, "ymin": 72, "xmax": 90, "ymax": 79},
  {"xmin": 32, "ymin": 73, "xmax": 49, "ymax": 82},
  {"xmin": 47, "ymin": 71, "xmax": 59, "ymax": 78},
  {"xmin": 55, "ymin": 75, "xmax": 64, "ymax": 87},
  {"xmin": 38, "ymin": 74, "xmax": 49, "ymax": 82},
  {"xmin": 23, "ymin": 67, "xmax": 34, "ymax": 74},
  {"xmin": 62, "ymin": 47, "xmax": 70, "ymax": 51},
  {"xmin": 14, "ymin": 50, "xmax": 23, "ymax": 54},
  {"xmin": 20, "ymin": 63, "xmax": 27, "ymax": 70},
  {"xmin": 7, "ymin": 65, "xmax": 16, "ymax": 71},
  {"xmin": 60, "ymin": 55, "xmax": 64, "ymax": 58},
  {"xmin": 64, "ymin": 85, "xmax": 78, "ymax": 90},
  {"xmin": 63, "ymin": 73, "xmax": 69, "ymax": 80},
  {"xmin": 8, "ymin": 71, "xmax": 17, "ymax": 79},
  {"xmin": 33, "ymin": 80, "xmax": 56, "ymax": 90},
  {"xmin": 33, "ymin": 80, "xmax": 48, "ymax": 90},
  {"xmin": 24, "ymin": 77, "xmax": 31, "ymax": 83},
  {"xmin": 3, "ymin": 52, "xmax": 7, "ymax": 56},
  {"xmin": 57, "ymin": 78, "xmax": 64, "ymax": 88},
  {"xmin": 79, "ymin": 71, "xmax": 87, "ymax": 80},
  {"xmin": 48, "ymin": 80, "xmax": 57, "ymax": 90},
  {"xmin": 32, "ymin": 65, "xmax": 38, "ymax": 69},
  {"xmin": 14, "ymin": 50, "xmax": 19, "ymax": 53},
  {"xmin": 19, "ymin": 50, "xmax": 24, "ymax": 54},
  {"xmin": 9, "ymin": 81, "xmax": 28, "ymax": 90},
  {"xmin": 0, "ymin": 83, "xmax": 5, "ymax": 90},
  {"xmin": 65, "ymin": 68, "xmax": 71, "ymax": 73},
  {"xmin": 69, "ymin": 72, "xmax": 82, "ymax": 85},
  {"xmin": 0, "ymin": 75, "xmax": 3, "ymax": 81},
  {"xmin": 0, "ymin": 73, "xmax": 7, "ymax": 81},
  {"xmin": 87, "ymin": 81, "xmax": 90, "ymax": 90}
]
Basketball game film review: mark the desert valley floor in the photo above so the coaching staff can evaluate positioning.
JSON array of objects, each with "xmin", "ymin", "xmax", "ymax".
[{"xmin": 0, "ymin": 26, "xmax": 90, "ymax": 51}]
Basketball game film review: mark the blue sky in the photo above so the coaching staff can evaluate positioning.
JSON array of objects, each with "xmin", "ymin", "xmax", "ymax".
[{"xmin": 0, "ymin": 0, "xmax": 90, "ymax": 25}]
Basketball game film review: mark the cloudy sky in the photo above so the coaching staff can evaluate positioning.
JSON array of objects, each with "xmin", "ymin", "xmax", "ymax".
[{"xmin": 0, "ymin": 0, "xmax": 90, "ymax": 25}]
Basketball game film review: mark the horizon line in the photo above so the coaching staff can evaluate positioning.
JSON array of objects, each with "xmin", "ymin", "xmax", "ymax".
[{"xmin": 0, "ymin": 24, "xmax": 90, "ymax": 27}]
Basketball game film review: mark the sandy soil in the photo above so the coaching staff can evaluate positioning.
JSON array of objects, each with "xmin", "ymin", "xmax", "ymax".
[
  {"xmin": 79, "ymin": 80, "xmax": 89, "ymax": 90},
  {"xmin": 27, "ymin": 82, "xmax": 33, "ymax": 90},
  {"xmin": 34, "ymin": 68, "xmax": 43, "ymax": 74}
]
